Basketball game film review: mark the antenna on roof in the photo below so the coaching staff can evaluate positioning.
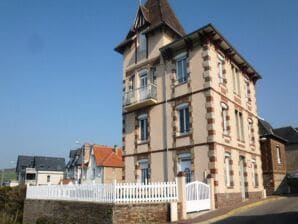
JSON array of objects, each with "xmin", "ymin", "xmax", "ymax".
[{"xmin": 139, "ymin": 0, "xmax": 142, "ymax": 6}]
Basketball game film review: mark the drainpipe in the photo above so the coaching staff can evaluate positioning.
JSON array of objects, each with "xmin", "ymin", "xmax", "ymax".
[{"xmin": 161, "ymin": 56, "xmax": 169, "ymax": 182}]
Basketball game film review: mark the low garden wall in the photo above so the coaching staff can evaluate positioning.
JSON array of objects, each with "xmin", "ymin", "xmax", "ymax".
[{"xmin": 23, "ymin": 199, "xmax": 171, "ymax": 224}]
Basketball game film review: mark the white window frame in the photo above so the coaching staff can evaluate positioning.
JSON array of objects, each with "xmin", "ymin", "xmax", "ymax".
[
  {"xmin": 225, "ymin": 152, "xmax": 231, "ymax": 187},
  {"xmin": 139, "ymin": 70, "xmax": 148, "ymax": 88},
  {"xmin": 138, "ymin": 114, "xmax": 148, "ymax": 142},
  {"xmin": 176, "ymin": 103, "xmax": 190, "ymax": 135},
  {"xmin": 175, "ymin": 52, "xmax": 188, "ymax": 84}
]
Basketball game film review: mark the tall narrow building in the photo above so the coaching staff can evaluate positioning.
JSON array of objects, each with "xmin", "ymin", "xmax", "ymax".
[{"xmin": 115, "ymin": 0, "xmax": 264, "ymax": 208}]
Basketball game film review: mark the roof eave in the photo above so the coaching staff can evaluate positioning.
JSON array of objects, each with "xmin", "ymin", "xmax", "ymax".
[{"xmin": 160, "ymin": 23, "xmax": 262, "ymax": 81}]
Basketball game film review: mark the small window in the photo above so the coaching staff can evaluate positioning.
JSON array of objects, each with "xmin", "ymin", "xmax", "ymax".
[
  {"xmin": 224, "ymin": 153, "xmax": 231, "ymax": 187},
  {"xmin": 276, "ymin": 146, "xmax": 281, "ymax": 164},
  {"xmin": 138, "ymin": 114, "xmax": 148, "ymax": 142},
  {"xmin": 218, "ymin": 54, "xmax": 225, "ymax": 83},
  {"xmin": 235, "ymin": 110, "xmax": 244, "ymax": 141},
  {"xmin": 244, "ymin": 79, "xmax": 251, "ymax": 102},
  {"xmin": 176, "ymin": 103, "xmax": 190, "ymax": 135},
  {"xmin": 221, "ymin": 103, "xmax": 228, "ymax": 135},
  {"xmin": 175, "ymin": 53, "xmax": 188, "ymax": 84},
  {"xmin": 177, "ymin": 153, "xmax": 192, "ymax": 183},
  {"xmin": 248, "ymin": 119, "xmax": 254, "ymax": 145},
  {"xmin": 251, "ymin": 159, "xmax": 258, "ymax": 187},
  {"xmin": 139, "ymin": 159, "xmax": 149, "ymax": 184},
  {"xmin": 47, "ymin": 175, "xmax": 50, "ymax": 183},
  {"xmin": 232, "ymin": 65, "xmax": 241, "ymax": 96}
]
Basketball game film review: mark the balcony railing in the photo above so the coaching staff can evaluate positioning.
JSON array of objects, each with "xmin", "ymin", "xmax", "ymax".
[{"xmin": 123, "ymin": 84, "xmax": 157, "ymax": 111}]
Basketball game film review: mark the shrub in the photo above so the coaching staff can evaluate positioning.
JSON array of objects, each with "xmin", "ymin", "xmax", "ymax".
[{"xmin": 0, "ymin": 185, "xmax": 26, "ymax": 224}]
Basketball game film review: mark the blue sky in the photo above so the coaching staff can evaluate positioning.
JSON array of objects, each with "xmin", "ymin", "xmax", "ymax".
[{"xmin": 0, "ymin": 0, "xmax": 297, "ymax": 169}]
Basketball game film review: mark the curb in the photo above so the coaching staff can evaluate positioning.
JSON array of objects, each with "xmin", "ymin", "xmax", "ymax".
[{"xmin": 197, "ymin": 197, "xmax": 285, "ymax": 224}]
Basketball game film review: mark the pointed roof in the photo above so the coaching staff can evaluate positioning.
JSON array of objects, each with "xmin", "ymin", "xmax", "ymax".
[
  {"xmin": 115, "ymin": 0, "xmax": 185, "ymax": 54},
  {"xmin": 143, "ymin": 0, "xmax": 185, "ymax": 36}
]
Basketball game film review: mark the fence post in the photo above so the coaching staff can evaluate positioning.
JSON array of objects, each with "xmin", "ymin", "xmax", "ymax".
[
  {"xmin": 177, "ymin": 172, "xmax": 186, "ymax": 220},
  {"xmin": 207, "ymin": 177, "xmax": 215, "ymax": 210},
  {"xmin": 113, "ymin": 179, "xmax": 117, "ymax": 203}
]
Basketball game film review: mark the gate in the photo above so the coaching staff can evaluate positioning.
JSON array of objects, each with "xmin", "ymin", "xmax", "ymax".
[{"xmin": 186, "ymin": 181, "xmax": 210, "ymax": 213}]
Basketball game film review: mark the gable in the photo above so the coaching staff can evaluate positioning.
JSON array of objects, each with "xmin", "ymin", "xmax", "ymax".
[{"xmin": 133, "ymin": 6, "xmax": 150, "ymax": 31}]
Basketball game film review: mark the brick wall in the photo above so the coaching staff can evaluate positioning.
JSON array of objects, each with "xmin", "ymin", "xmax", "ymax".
[{"xmin": 23, "ymin": 200, "xmax": 171, "ymax": 224}]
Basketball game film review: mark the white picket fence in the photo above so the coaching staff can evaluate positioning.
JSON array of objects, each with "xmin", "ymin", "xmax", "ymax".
[{"xmin": 26, "ymin": 181, "xmax": 178, "ymax": 204}]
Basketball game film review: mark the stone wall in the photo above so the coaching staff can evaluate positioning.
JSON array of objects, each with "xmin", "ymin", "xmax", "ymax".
[
  {"xmin": 215, "ymin": 191, "xmax": 263, "ymax": 208},
  {"xmin": 23, "ymin": 200, "xmax": 170, "ymax": 224}
]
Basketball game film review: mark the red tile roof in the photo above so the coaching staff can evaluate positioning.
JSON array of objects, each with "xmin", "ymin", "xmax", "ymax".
[{"xmin": 93, "ymin": 145, "xmax": 124, "ymax": 168}]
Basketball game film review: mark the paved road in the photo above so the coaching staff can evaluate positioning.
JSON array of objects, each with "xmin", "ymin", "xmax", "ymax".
[{"xmin": 214, "ymin": 196, "xmax": 298, "ymax": 224}]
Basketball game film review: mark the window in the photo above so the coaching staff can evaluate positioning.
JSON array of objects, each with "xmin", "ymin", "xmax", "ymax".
[
  {"xmin": 129, "ymin": 75, "xmax": 135, "ymax": 94},
  {"xmin": 139, "ymin": 72, "xmax": 148, "ymax": 89},
  {"xmin": 138, "ymin": 114, "xmax": 148, "ymax": 142},
  {"xmin": 139, "ymin": 159, "xmax": 149, "ymax": 184},
  {"xmin": 151, "ymin": 67, "xmax": 157, "ymax": 84},
  {"xmin": 136, "ymin": 31, "xmax": 147, "ymax": 62},
  {"xmin": 138, "ymin": 32, "xmax": 147, "ymax": 53},
  {"xmin": 235, "ymin": 110, "xmax": 244, "ymax": 141},
  {"xmin": 244, "ymin": 79, "xmax": 251, "ymax": 102},
  {"xmin": 177, "ymin": 153, "xmax": 192, "ymax": 183},
  {"xmin": 224, "ymin": 153, "xmax": 231, "ymax": 187},
  {"xmin": 218, "ymin": 54, "xmax": 225, "ymax": 83},
  {"xmin": 248, "ymin": 119, "xmax": 254, "ymax": 145},
  {"xmin": 138, "ymin": 71, "xmax": 149, "ymax": 101},
  {"xmin": 276, "ymin": 145, "xmax": 281, "ymax": 164},
  {"xmin": 232, "ymin": 65, "xmax": 241, "ymax": 96},
  {"xmin": 176, "ymin": 103, "xmax": 190, "ymax": 135},
  {"xmin": 176, "ymin": 53, "xmax": 188, "ymax": 84},
  {"xmin": 221, "ymin": 103, "xmax": 229, "ymax": 135},
  {"xmin": 47, "ymin": 175, "xmax": 50, "ymax": 183},
  {"xmin": 251, "ymin": 159, "xmax": 258, "ymax": 187}
]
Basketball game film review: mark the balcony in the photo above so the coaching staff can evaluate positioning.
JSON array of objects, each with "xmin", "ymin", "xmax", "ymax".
[{"xmin": 123, "ymin": 84, "xmax": 157, "ymax": 112}]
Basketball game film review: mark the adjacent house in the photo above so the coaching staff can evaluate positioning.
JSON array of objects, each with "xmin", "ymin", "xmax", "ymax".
[
  {"xmin": 115, "ymin": 0, "xmax": 264, "ymax": 208},
  {"xmin": 259, "ymin": 119, "xmax": 288, "ymax": 195},
  {"xmin": 84, "ymin": 145, "xmax": 123, "ymax": 184},
  {"xmin": 65, "ymin": 144, "xmax": 123, "ymax": 184},
  {"xmin": 65, "ymin": 144, "xmax": 91, "ymax": 183},
  {"xmin": 274, "ymin": 126, "xmax": 298, "ymax": 173},
  {"xmin": 16, "ymin": 155, "xmax": 65, "ymax": 186}
]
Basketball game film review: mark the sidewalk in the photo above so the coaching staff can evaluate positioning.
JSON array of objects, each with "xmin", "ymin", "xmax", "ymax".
[{"xmin": 172, "ymin": 196, "xmax": 283, "ymax": 224}]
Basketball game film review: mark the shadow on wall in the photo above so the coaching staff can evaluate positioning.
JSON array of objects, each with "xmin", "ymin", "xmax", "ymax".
[
  {"xmin": 213, "ymin": 212, "xmax": 298, "ymax": 224},
  {"xmin": 274, "ymin": 176, "xmax": 289, "ymax": 195}
]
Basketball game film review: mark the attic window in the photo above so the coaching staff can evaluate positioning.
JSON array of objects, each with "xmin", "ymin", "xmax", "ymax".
[{"xmin": 138, "ymin": 31, "xmax": 147, "ymax": 53}]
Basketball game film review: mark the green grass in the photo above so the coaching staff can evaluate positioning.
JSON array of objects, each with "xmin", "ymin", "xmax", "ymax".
[{"xmin": 1, "ymin": 169, "xmax": 16, "ymax": 183}]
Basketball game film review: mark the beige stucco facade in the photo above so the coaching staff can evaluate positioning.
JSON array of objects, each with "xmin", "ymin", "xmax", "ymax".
[
  {"xmin": 36, "ymin": 171, "xmax": 64, "ymax": 186},
  {"xmin": 118, "ymin": 3, "xmax": 264, "ymax": 208}
]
